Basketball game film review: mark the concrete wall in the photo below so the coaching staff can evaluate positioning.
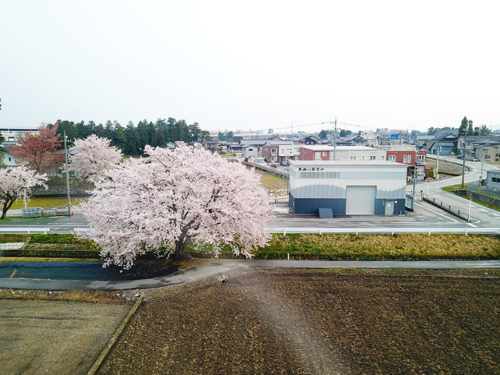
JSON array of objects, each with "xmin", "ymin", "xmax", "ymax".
[{"xmin": 290, "ymin": 194, "xmax": 406, "ymax": 216}]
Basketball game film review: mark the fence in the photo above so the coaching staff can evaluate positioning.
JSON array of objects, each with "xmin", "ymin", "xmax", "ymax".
[{"xmin": 466, "ymin": 181, "xmax": 500, "ymax": 207}]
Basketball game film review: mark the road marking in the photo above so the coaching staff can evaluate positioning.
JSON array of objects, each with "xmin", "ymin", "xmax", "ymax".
[
  {"xmin": 414, "ymin": 202, "xmax": 458, "ymax": 223},
  {"xmin": 9, "ymin": 268, "xmax": 17, "ymax": 278},
  {"xmin": 467, "ymin": 222, "xmax": 478, "ymax": 228}
]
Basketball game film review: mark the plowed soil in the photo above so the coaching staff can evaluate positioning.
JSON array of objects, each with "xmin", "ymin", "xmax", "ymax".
[{"xmin": 100, "ymin": 270, "xmax": 500, "ymax": 375}]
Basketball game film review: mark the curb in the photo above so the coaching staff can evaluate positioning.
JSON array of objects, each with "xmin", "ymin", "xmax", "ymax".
[{"xmin": 86, "ymin": 295, "xmax": 144, "ymax": 375}]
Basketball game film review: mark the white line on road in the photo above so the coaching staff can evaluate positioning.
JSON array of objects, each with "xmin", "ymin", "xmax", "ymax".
[{"xmin": 414, "ymin": 202, "xmax": 458, "ymax": 223}]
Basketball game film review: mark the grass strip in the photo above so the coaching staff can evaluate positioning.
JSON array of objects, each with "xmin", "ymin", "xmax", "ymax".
[
  {"xmin": 442, "ymin": 185, "xmax": 500, "ymax": 212},
  {"xmin": 1, "ymin": 233, "xmax": 498, "ymax": 261},
  {"xmin": 0, "ymin": 257, "xmax": 101, "ymax": 262}
]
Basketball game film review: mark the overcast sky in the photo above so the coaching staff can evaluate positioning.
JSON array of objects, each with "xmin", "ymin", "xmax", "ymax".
[{"xmin": 1, "ymin": 0, "xmax": 499, "ymax": 133}]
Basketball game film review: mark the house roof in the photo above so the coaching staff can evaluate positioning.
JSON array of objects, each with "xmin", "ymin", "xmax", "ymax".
[{"xmin": 301, "ymin": 145, "xmax": 379, "ymax": 151}]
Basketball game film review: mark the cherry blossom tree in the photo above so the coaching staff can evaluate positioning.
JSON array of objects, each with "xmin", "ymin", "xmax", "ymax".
[
  {"xmin": 9, "ymin": 124, "xmax": 64, "ymax": 174},
  {"xmin": 79, "ymin": 145, "xmax": 272, "ymax": 268},
  {"xmin": 0, "ymin": 166, "xmax": 48, "ymax": 219},
  {"xmin": 69, "ymin": 135, "xmax": 123, "ymax": 182}
]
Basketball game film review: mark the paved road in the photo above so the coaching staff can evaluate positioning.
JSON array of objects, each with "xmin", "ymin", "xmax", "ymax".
[
  {"xmin": 412, "ymin": 156, "xmax": 500, "ymax": 227},
  {"xmin": 1, "ymin": 259, "xmax": 499, "ymax": 290}
]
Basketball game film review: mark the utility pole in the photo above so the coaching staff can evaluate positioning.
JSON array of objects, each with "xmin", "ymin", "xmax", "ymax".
[
  {"xmin": 333, "ymin": 117, "xmax": 337, "ymax": 160},
  {"xmin": 64, "ymin": 131, "xmax": 71, "ymax": 216},
  {"xmin": 461, "ymin": 123, "xmax": 470, "ymax": 188},
  {"xmin": 412, "ymin": 161, "xmax": 417, "ymax": 196},
  {"xmin": 436, "ymin": 146, "xmax": 441, "ymax": 180}
]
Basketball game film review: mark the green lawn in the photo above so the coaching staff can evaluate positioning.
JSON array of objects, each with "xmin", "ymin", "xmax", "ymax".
[
  {"xmin": 442, "ymin": 184, "xmax": 500, "ymax": 212},
  {"xmin": 2, "ymin": 233, "xmax": 498, "ymax": 261},
  {"xmin": 10, "ymin": 197, "xmax": 85, "ymax": 210}
]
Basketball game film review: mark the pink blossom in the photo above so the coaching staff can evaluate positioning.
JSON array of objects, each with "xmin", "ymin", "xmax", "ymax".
[
  {"xmin": 69, "ymin": 135, "xmax": 122, "ymax": 182},
  {"xmin": 0, "ymin": 166, "xmax": 48, "ymax": 219},
  {"xmin": 79, "ymin": 145, "xmax": 272, "ymax": 269}
]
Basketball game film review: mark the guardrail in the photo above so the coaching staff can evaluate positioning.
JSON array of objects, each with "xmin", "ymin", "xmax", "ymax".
[
  {"xmin": 422, "ymin": 194, "xmax": 472, "ymax": 222},
  {"xmin": 242, "ymin": 161, "xmax": 289, "ymax": 179},
  {"xmin": 0, "ymin": 226, "xmax": 499, "ymax": 235},
  {"xmin": 269, "ymin": 227, "xmax": 500, "ymax": 235}
]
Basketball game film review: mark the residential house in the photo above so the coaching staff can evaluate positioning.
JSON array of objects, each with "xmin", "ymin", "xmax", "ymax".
[
  {"xmin": 299, "ymin": 145, "xmax": 386, "ymax": 161},
  {"xmin": 386, "ymin": 146, "xmax": 427, "ymax": 180},
  {"xmin": 203, "ymin": 140, "xmax": 219, "ymax": 153},
  {"xmin": 241, "ymin": 145, "xmax": 259, "ymax": 159},
  {"xmin": 0, "ymin": 145, "xmax": 16, "ymax": 166},
  {"xmin": 261, "ymin": 141, "xmax": 298, "ymax": 164}
]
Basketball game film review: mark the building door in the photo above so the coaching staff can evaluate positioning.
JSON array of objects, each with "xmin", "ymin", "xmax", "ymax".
[
  {"xmin": 384, "ymin": 200, "xmax": 394, "ymax": 216},
  {"xmin": 346, "ymin": 186, "xmax": 376, "ymax": 215}
]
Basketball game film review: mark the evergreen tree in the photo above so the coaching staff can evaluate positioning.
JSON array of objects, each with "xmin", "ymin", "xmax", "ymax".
[{"xmin": 458, "ymin": 117, "xmax": 468, "ymax": 136}]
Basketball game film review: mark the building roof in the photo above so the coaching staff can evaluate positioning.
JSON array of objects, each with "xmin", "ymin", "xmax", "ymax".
[
  {"xmin": 301, "ymin": 145, "xmax": 380, "ymax": 151},
  {"xmin": 239, "ymin": 139, "xmax": 268, "ymax": 146},
  {"xmin": 263, "ymin": 141, "xmax": 294, "ymax": 146},
  {"xmin": 290, "ymin": 160, "xmax": 406, "ymax": 168}
]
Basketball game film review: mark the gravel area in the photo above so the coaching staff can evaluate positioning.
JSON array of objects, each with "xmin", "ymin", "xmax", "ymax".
[
  {"xmin": 100, "ymin": 269, "xmax": 500, "ymax": 375},
  {"xmin": 0, "ymin": 299, "xmax": 130, "ymax": 375}
]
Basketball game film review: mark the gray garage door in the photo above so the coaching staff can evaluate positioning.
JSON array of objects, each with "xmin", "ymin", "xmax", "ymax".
[{"xmin": 346, "ymin": 186, "xmax": 376, "ymax": 215}]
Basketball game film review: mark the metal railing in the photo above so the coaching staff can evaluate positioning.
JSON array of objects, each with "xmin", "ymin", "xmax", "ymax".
[
  {"xmin": 270, "ymin": 227, "xmax": 500, "ymax": 235},
  {"xmin": 422, "ymin": 195, "xmax": 472, "ymax": 222}
]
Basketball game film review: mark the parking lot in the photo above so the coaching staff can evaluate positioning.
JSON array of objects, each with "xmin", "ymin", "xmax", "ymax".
[{"xmin": 269, "ymin": 198, "xmax": 477, "ymax": 230}]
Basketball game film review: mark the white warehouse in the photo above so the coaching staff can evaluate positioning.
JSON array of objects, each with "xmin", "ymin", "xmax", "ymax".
[{"xmin": 288, "ymin": 160, "xmax": 407, "ymax": 216}]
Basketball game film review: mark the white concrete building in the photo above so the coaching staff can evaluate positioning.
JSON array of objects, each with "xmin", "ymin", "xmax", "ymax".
[{"xmin": 289, "ymin": 160, "xmax": 407, "ymax": 216}]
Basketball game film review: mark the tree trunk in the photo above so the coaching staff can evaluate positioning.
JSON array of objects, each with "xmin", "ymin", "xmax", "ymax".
[
  {"xmin": 1, "ymin": 205, "xmax": 8, "ymax": 220},
  {"xmin": 174, "ymin": 238, "xmax": 191, "ymax": 260}
]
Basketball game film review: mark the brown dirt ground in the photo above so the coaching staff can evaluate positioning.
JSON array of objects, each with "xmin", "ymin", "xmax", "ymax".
[
  {"xmin": 426, "ymin": 160, "xmax": 463, "ymax": 176},
  {"xmin": 0, "ymin": 299, "xmax": 130, "ymax": 375},
  {"xmin": 99, "ymin": 269, "xmax": 500, "ymax": 375}
]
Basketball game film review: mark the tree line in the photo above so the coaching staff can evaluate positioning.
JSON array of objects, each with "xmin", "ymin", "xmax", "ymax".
[{"xmin": 50, "ymin": 118, "xmax": 211, "ymax": 156}]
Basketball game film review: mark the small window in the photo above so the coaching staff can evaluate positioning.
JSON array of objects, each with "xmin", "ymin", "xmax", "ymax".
[
  {"xmin": 389, "ymin": 155, "xmax": 396, "ymax": 162},
  {"xmin": 407, "ymin": 155, "xmax": 411, "ymax": 163},
  {"xmin": 370, "ymin": 155, "xmax": 376, "ymax": 160},
  {"xmin": 403, "ymin": 155, "xmax": 407, "ymax": 163}
]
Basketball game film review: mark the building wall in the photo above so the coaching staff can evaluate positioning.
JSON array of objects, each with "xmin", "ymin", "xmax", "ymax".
[
  {"xmin": 0, "ymin": 128, "xmax": 39, "ymax": 143},
  {"xmin": 290, "ymin": 195, "xmax": 405, "ymax": 216},
  {"xmin": 486, "ymin": 170, "xmax": 500, "ymax": 188},
  {"xmin": 478, "ymin": 145, "xmax": 500, "ymax": 162},
  {"xmin": 288, "ymin": 162, "xmax": 407, "ymax": 216},
  {"xmin": 299, "ymin": 147, "xmax": 332, "ymax": 160},
  {"xmin": 1, "ymin": 148, "xmax": 16, "ymax": 166},
  {"xmin": 242, "ymin": 146, "xmax": 259, "ymax": 158}
]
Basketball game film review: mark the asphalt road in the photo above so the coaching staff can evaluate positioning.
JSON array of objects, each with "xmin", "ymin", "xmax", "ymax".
[
  {"xmin": 1, "ymin": 259, "xmax": 499, "ymax": 290},
  {"xmin": 0, "ymin": 261, "xmax": 179, "ymax": 281}
]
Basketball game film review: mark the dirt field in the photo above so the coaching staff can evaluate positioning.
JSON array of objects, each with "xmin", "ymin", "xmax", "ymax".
[
  {"xmin": 100, "ymin": 269, "xmax": 500, "ymax": 375},
  {"xmin": 426, "ymin": 160, "xmax": 463, "ymax": 176},
  {"xmin": 0, "ymin": 299, "xmax": 130, "ymax": 375}
]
